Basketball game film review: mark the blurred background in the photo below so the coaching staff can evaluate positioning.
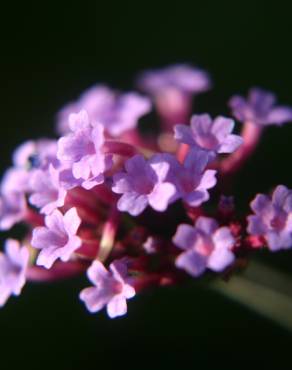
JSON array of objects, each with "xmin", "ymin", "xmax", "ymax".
[{"xmin": 1, "ymin": 1, "xmax": 292, "ymax": 369}]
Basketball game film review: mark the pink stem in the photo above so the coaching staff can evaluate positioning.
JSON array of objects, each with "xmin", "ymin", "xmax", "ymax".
[
  {"xmin": 220, "ymin": 122, "xmax": 263, "ymax": 174},
  {"xmin": 177, "ymin": 143, "xmax": 189, "ymax": 163},
  {"xmin": 103, "ymin": 141, "xmax": 138, "ymax": 157},
  {"xmin": 26, "ymin": 261, "xmax": 88, "ymax": 282}
]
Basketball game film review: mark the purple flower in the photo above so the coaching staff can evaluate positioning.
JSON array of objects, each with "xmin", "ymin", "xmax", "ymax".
[
  {"xmin": 247, "ymin": 185, "xmax": 292, "ymax": 251},
  {"xmin": 137, "ymin": 64, "xmax": 211, "ymax": 95},
  {"xmin": 162, "ymin": 150, "xmax": 217, "ymax": 207},
  {"xmin": 173, "ymin": 217, "xmax": 235, "ymax": 277},
  {"xmin": 229, "ymin": 87, "xmax": 292, "ymax": 126},
  {"xmin": 31, "ymin": 208, "xmax": 82, "ymax": 269},
  {"xmin": 57, "ymin": 110, "xmax": 111, "ymax": 190},
  {"xmin": 0, "ymin": 168, "xmax": 30, "ymax": 230},
  {"xmin": 79, "ymin": 259, "xmax": 135, "ymax": 318},
  {"xmin": 174, "ymin": 114, "xmax": 243, "ymax": 158},
  {"xmin": 0, "ymin": 239, "xmax": 29, "ymax": 306},
  {"xmin": 112, "ymin": 154, "xmax": 177, "ymax": 216},
  {"xmin": 57, "ymin": 85, "xmax": 151, "ymax": 137},
  {"xmin": 29, "ymin": 165, "xmax": 67, "ymax": 215}
]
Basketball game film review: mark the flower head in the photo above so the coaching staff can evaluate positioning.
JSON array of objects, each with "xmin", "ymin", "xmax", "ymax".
[
  {"xmin": 57, "ymin": 85, "xmax": 151, "ymax": 137},
  {"xmin": 112, "ymin": 154, "xmax": 177, "ymax": 216},
  {"xmin": 173, "ymin": 217, "xmax": 235, "ymax": 277},
  {"xmin": 79, "ymin": 259, "xmax": 135, "ymax": 318},
  {"xmin": 174, "ymin": 114, "xmax": 243, "ymax": 159},
  {"xmin": 31, "ymin": 208, "xmax": 82, "ymax": 269},
  {"xmin": 247, "ymin": 185, "xmax": 292, "ymax": 251},
  {"xmin": 229, "ymin": 87, "xmax": 292, "ymax": 126},
  {"xmin": 0, "ymin": 239, "xmax": 29, "ymax": 306},
  {"xmin": 57, "ymin": 110, "xmax": 111, "ymax": 190}
]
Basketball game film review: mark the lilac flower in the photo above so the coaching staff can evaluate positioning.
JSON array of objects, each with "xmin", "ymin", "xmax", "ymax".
[
  {"xmin": 173, "ymin": 217, "xmax": 235, "ymax": 277},
  {"xmin": 0, "ymin": 239, "xmax": 29, "ymax": 306},
  {"xmin": 247, "ymin": 185, "xmax": 292, "ymax": 251},
  {"xmin": 0, "ymin": 168, "xmax": 30, "ymax": 230},
  {"xmin": 31, "ymin": 208, "xmax": 82, "ymax": 269},
  {"xmin": 162, "ymin": 150, "xmax": 217, "ymax": 207},
  {"xmin": 29, "ymin": 165, "xmax": 67, "ymax": 215},
  {"xmin": 57, "ymin": 85, "xmax": 151, "ymax": 137},
  {"xmin": 174, "ymin": 114, "xmax": 243, "ymax": 159},
  {"xmin": 112, "ymin": 154, "xmax": 177, "ymax": 216},
  {"xmin": 79, "ymin": 259, "xmax": 135, "ymax": 318},
  {"xmin": 137, "ymin": 64, "xmax": 211, "ymax": 95},
  {"xmin": 229, "ymin": 87, "xmax": 292, "ymax": 126},
  {"xmin": 57, "ymin": 110, "xmax": 112, "ymax": 190}
]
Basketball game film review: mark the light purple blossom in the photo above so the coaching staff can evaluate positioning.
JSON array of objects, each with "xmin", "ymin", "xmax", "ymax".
[
  {"xmin": 57, "ymin": 85, "xmax": 151, "ymax": 137},
  {"xmin": 173, "ymin": 217, "xmax": 235, "ymax": 277},
  {"xmin": 247, "ymin": 185, "xmax": 292, "ymax": 251},
  {"xmin": 137, "ymin": 64, "xmax": 211, "ymax": 95},
  {"xmin": 162, "ymin": 150, "xmax": 217, "ymax": 207},
  {"xmin": 174, "ymin": 114, "xmax": 243, "ymax": 159},
  {"xmin": 0, "ymin": 168, "xmax": 30, "ymax": 230},
  {"xmin": 229, "ymin": 87, "xmax": 292, "ymax": 126},
  {"xmin": 29, "ymin": 165, "xmax": 67, "ymax": 215},
  {"xmin": 0, "ymin": 239, "xmax": 29, "ymax": 306},
  {"xmin": 112, "ymin": 154, "xmax": 177, "ymax": 216},
  {"xmin": 79, "ymin": 259, "xmax": 135, "ymax": 318},
  {"xmin": 57, "ymin": 110, "xmax": 112, "ymax": 190},
  {"xmin": 31, "ymin": 208, "xmax": 82, "ymax": 269}
]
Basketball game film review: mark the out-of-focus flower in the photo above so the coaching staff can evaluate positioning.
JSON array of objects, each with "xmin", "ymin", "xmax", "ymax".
[
  {"xmin": 79, "ymin": 259, "xmax": 135, "ymax": 318},
  {"xmin": 57, "ymin": 85, "xmax": 151, "ymax": 137},
  {"xmin": 0, "ymin": 239, "xmax": 29, "ymax": 306},
  {"xmin": 112, "ymin": 154, "xmax": 177, "ymax": 216},
  {"xmin": 229, "ymin": 87, "xmax": 292, "ymax": 126},
  {"xmin": 57, "ymin": 110, "xmax": 112, "ymax": 190},
  {"xmin": 173, "ymin": 216, "xmax": 235, "ymax": 277},
  {"xmin": 174, "ymin": 114, "xmax": 243, "ymax": 159},
  {"xmin": 31, "ymin": 208, "xmax": 82, "ymax": 269},
  {"xmin": 29, "ymin": 165, "xmax": 67, "ymax": 215},
  {"xmin": 247, "ymin": 185, "xmax": 292, "ymax": 251}
]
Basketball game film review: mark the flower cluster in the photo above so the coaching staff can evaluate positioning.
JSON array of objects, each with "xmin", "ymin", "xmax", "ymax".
[{"xmin": 1, "ymin": 64, "xmax": 292, "ymax": 318}]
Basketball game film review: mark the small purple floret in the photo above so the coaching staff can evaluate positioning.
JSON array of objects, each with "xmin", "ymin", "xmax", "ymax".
[
  {"xmin": 112, "ymin": 154, "xmax": 177, "ymax": 216},
  {"xmin": 79, "ymin": 259, "xmax": 135, "ymax": 318},
  {"xmin": 173, "ymin": 216, "xmax": 235, "ymax": 277},
  {"xmin": 31, "ymin": 208, "xmax": 82, "ymax": 269},
  {"xmin": 174, "ymin": 114, "xmax": 243, "ymax": 158},
  {"xmin": 247, "ymin": 185, "xmax": 292, "ymax": 251},
  {"xmin": 137, "ymin": 64, "xmax": 211, "ymax": 95},
  {"xmin": 0, "ymin": 239, "xmax": 29, "ymax": 306},
  {"xmin": 229, "ymin": 87, "xmax": 292, "ymax": 126}
]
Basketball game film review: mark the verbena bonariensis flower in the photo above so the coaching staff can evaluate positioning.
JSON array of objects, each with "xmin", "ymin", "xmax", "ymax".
[
  {"xmin": 0, "ymin": 239, "xmax": 29, "ymax": 306},
  {"xmin": 247, "ymin": 185, "xmax": 292, "ymax": 251},
  {"xmin": 0, "ymin": 63, "xmax": 292, "ymax": 319},
  {"xmin": 80, "ymin": 259, "xmax": 135, "ymax": 318},
  {"xmin": 229, "ymin": 87, "xmax": 292, "ymax": 126},
  {"xmin": 173, "ymin": 217, "xmax": 235, "ymax": 277},
  {"xmin": 57, "ymin": 85, "xmax": 151, "ymax": 137}
]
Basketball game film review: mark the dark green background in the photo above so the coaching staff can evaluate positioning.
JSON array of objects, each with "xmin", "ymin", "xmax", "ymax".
[{"xmin": 1, "ymin": 1, "xmax": 292, "ymax": 369}]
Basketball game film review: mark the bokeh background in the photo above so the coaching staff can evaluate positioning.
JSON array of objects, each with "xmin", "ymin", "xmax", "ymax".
[{"xmin": 1, "ymin": 1, "xmax": 292, "ymax": 369}]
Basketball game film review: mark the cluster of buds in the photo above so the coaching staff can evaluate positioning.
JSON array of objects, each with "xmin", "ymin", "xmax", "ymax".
[{"xmin": 1, "ymin": 64, "xmax": 292, "ymax": 318}]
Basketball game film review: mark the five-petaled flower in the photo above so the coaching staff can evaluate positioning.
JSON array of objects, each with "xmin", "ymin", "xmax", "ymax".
[
  {"xmin": 31, "ymin": 208, "xmax": 82, "ymax": 269},
  {"xmin": 229, "ymin": 87, "xmax": 292, "ymax": 126},
  {"xmin": 247, "ymin": 185, "xmax": 292, "ymax": 251},
  {"xmin": 79, "ymin": 259, "xmax": 135, "ymax": 318},
  {"xmin": 173, "ymin": 217, "xmax": 235, "ymax": 277}
]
